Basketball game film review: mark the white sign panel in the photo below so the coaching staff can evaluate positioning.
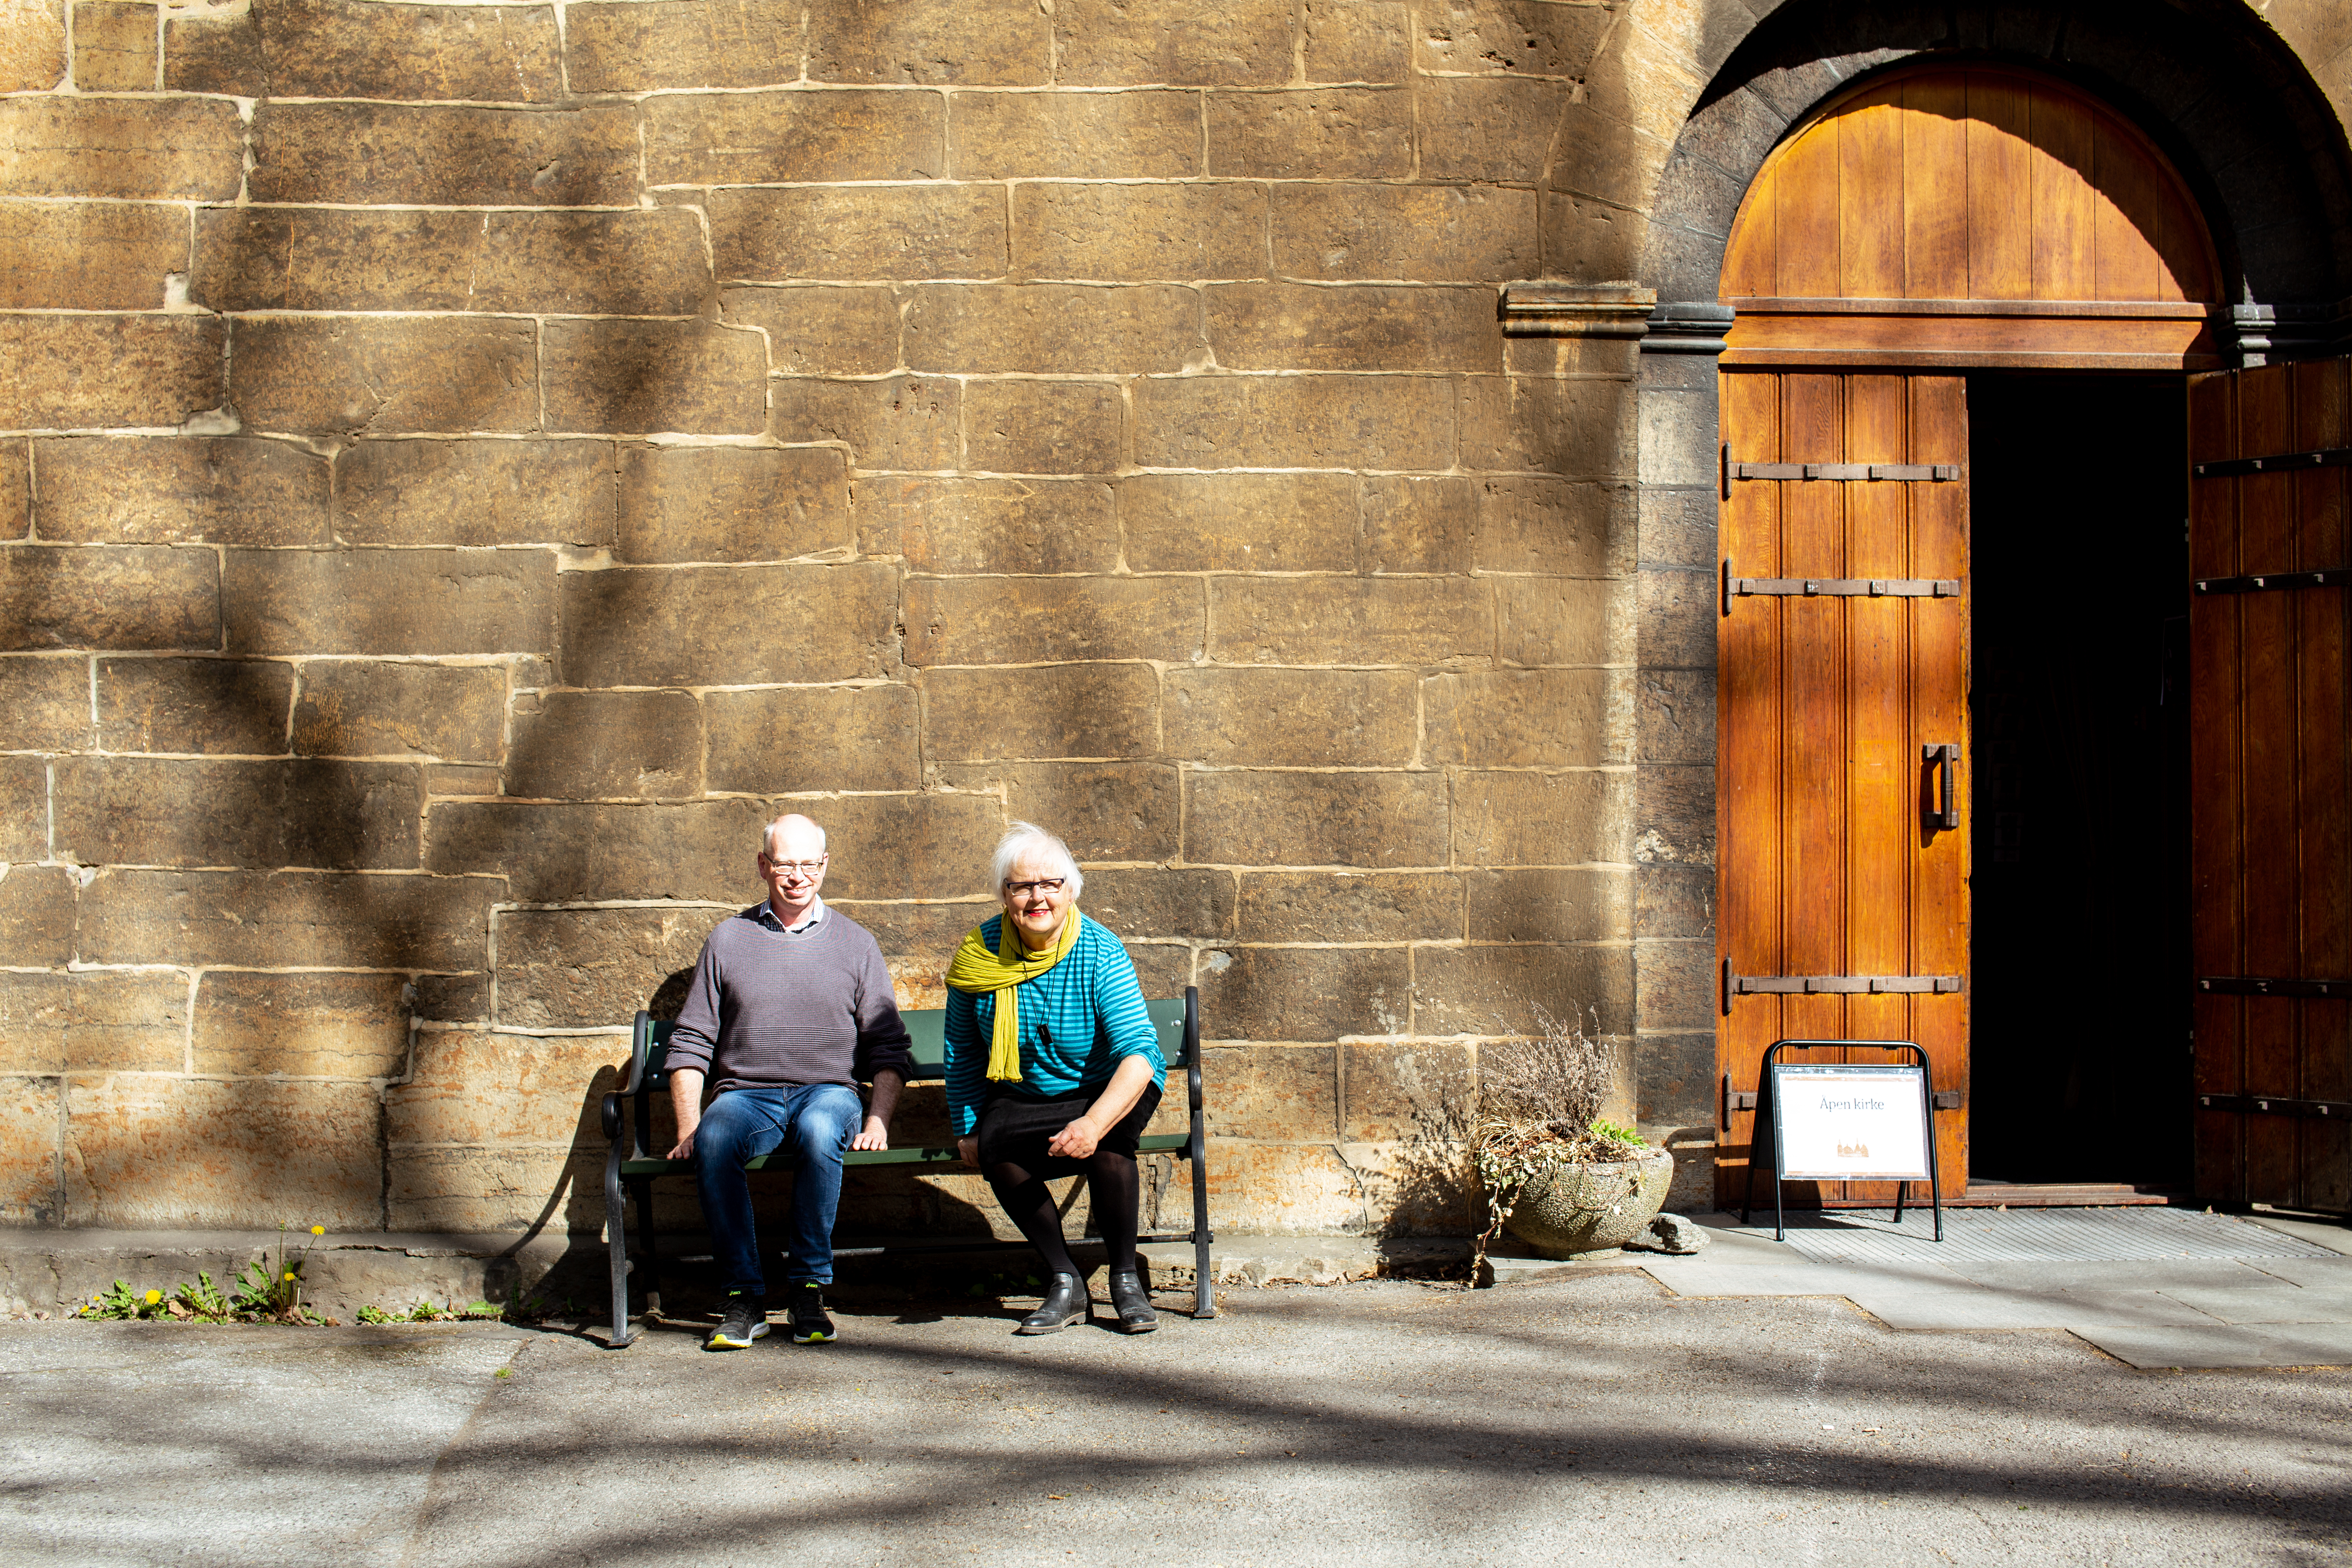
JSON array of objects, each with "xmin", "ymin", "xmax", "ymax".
[{"xmin": 1771, "ymin": 1064, "xmax": 1931, "ymax": 1181}]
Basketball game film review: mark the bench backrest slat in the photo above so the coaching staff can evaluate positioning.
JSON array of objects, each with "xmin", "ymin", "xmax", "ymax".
[{"xmin": 633, "ymin": 997, "xmax": 1190, "ymax": 1092}]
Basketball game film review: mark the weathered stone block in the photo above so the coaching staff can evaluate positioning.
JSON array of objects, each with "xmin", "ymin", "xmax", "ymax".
[
  {"xmin": 290, "ymin": 662, "xmax": 507, "ymax": 762},
  {"xmin": 97, "ymin": 658, "xmax": 292, "ymax": 756},
  {"xmin": 336, "ymin": 440, "xmax": 613, "ymax": 549},
  {"xmin": 0, "ymin": 757, "xmax": 40, "ymax": 862},
  {"xmin": 1633, "ymin": 862, "xmax": 1712, "ymax": 940},
  {"xmin": 1638, "ymin": 486, "xmax": 1717, "ymax": 572},
  {"xmin": 36, "ymin": 437, "xmax": 328, "ymax": 548},
  {"xmin": 232, "ymin": 318, "xmax": 537, "ymax": 438},
  {"xmin": 494, "ymin": 905, "xmax": 735, "ymax": 1030},
  {"xmin": 0, "ymin": 96, "xmax": 241, "ymax": 199},
  {"xmin": 1014, "ymin": 183, "xmax": 1268, "ymax": 282},
  {"xmin": 424, "ymin": 766, "xmax": 502, "ymax": 800},
  {"xmin": 164, "ymin": 0, "xmax": 563, "ymax": 99},
  {"xmin": 1268, "ymin": 183, "xmax": 1536, "ymax": 282},
  {"xmin": 826, "ymin": 898, "xmax": 991, "ymax": 963},
  {"xmin": 1497, "ymin": 577, "xmax": 1625, "ymax": 669},
  {"xmin": 0, "ymin": 441, "xmax": 24, "ymax": 539},
  {"xmin": 1473, "ymin": 483, "xmax": 1627, "ymax": 588},
  {"xmin": 0, "ymin": 315, "xmax": 223, "ymax": 429},
  {"xmin": 0, "ymin": 656, "xmax": 92, "ymax": 751},
  {"xmin": 1459, "ymin": 375, "xmax": 1635, "ymax": 477},
  {"xmin": 195, "ymin": 209, "xmax": 710, "ymax": 317},
  {"xmin": 906, "ymin": 284, "xmax": 1202, "ymax": 375},
  {"xmin": 0, "ymin": 0, "xmax": 65, "ymax": 92},
  {"xmin": 1197, "ymin": 944, "xmax": 1411, "ymax": 1042},
  {"xmin": 1340, "ymin": 1136, "xmax": 1476, "ymax": 1237},
  {"xmin": 1198, "ymin": 1045, "xmax": 1336, "ymax": 1140},
  {"xmin": 858, "ymin": 477, "xmax": 1116, "ymax": 573},
  {"xmin": 54, "ymin": 757, "xmax": 421, "ymax": 871},
  {"xmin": 904, "ymin": 577, "xmax": 1201, "ymax": 666},
  {"xmin": 1079, "ymin": 868, "xmax": 1236, "ymax": 938},
  {"xmin": 950, "ymin": 90, "xmax": 1201, "ymax": 179},
  {"xmin": 1636, "ymin": 762, "xmax": 1714, "ymax": 870},
  {"xmin": 1207, "ymin": 577, "xmax": 1491, "ymax": 665},
  {"xmin": 1341, "ymin": 1039, "xmax": 1473, "ymax": 1141},
  {"xmin": 1185, "ymin": 771, "xmax": 1447, "ymax": 868},
  {"xmin": 0, "ymin": 864, "xmax": 73, "ymax": 967},
  {"xmin": 80, "ymin": 869, "xmax": 494, "ymax": 970},
  {"xmin": 1634, "ymin": 1027, "xmax": 1716, "ymax": 1130},
  {"xmin": 1541, "ymin": 190, "xmax": 1650, "ymax": 282},
  {"xmin": 710, "ymin": 186, "xmax": 1008, "ymax": 283},
  {"xmin": 426, "ymin": 799, "xmax": 761, "ymax": 904},
  {"xmin": 1206, "ymin": 283, "xmax": 1502, "ymax": 372},
  {"xmin": 1426, "ymin": 669, "xmax": 1623, "ymax": 767},
  {"xmin": 809, "ymin": 0, "xmax": 1047, "ymax": 84},
  {"xmin": 248, "ymin": 103, "xmax": 640, "ymax": 207},
  {"xmin": 1206, "ymin": 88, "xmax": 1412, "ymax": 178},
  {"xmin": 0, "ymin": 971, "xmax": 183, "ymax": 1074},
  {"xmin": 1467, "ymin": 866, "xmax": 1632, "ymax": 944},
  {"xmin": 617, "ymin": 445, "xmax": 849, "ymax": 564},
  {"xmin": 705, "ymin": 685, "xmax": 922, "ymax": 795},
  {"xmin": 0, "ymin": 202, "xmax": 181, "ymax": 308},
  {"xmin": 1132, "ymin": 374, "xmax": 1452, "ymax": 469},
  {"xmin": 564, "ymin": 0, "xmax": 801, "ymax": 92},
  {"xmin": 925, "ymin": 663, "xmax": 1158, "ymax": 760},
  {"xmin": 1055, "ymin": 0, "xmax": 1290, "ymax": 83},
  {"xmin": 385, "ymin": 1145, "xmax": 604, "ymax": 1234},
  {"xmin": 543, "ymin": 321, "xmax": 766, "ymax": 436},
  {"xmin": 1236, "ymin": 871, "xmax": 1462, "ymax": 941},
  {"xmin": 1412, "ymin": 944, "xmax": 1631, "ymax": 1037},
  {"xmin": 192, "ymin": 971, "xmax": 412, "ymax": 1079},
  {"xmin": 1639, "ymin": 668, "xmax": 1716, "ymax": 765},
  {"xmin": 931, "ymin": 762, "xmax": 1170, "ymax": 864},
  {"xmin": 0, "ymin": 1075, "xmax": 60, "ymax": 1226},
  {"xmin": 1416, "ymin": 1, "xmax": 1613, "ymax": 77},
  {"xmin": 1301, "ymin": 0, "xmax": 1409, "ymax": 82},
  {"xmin": 724, "ymin": 287, "xmax": 901, "ymax": 376},
  {"xmin": 414, "ymin": 973, "xmax": 490, "ymax": 1025},
  {"xmin": 0, "ymin": 546, "xmax": 218, "ymax": 652},
  {"xmin": 559, "ymin": 562, "xmax": 897, "ymax": 687},
  {"xmin": 1452, "ymin": 768, "xmax": 1631, "ymax": 866},
  {"xmin": 962, "ymin": 381, "xmax": 1124, "ymax": 474},
  {"xmin": 1165, "ymin": 668, "xmax": 1415, "ymax": 766},
  {"xmin": 1202, "ymin": 1140, "xmax": 1365, "ymax": 1233},
  {"xmin": 772, "ymin": 376, "xmax": 960, "ymax": 472},
  {"xmin": 1361, "ymin": 475, "xmax": 1472, "ymax": 575},
  {"xmin": 1419, "ymin": 76, "xmax": 1572, "ymax": 182},
  {"xmin": 506, "ymin": 690, "xmax": 703, "ymax": 801},
  {"xmin": 65, "ymin": 1076, "xmax": 384, "ymax": 1230},
  {"xmin": 646, "ymin": 90, "xmax": 942, "ymax": 185},
  {"xmin": 388, "ymin": 1028, "xmax": 620, "ymax": 1146},
  {"xmin": 224, "ymin": 548, "xmax": 554, "ymax": 656},
  {"xmin": 782, "ymin": 791, "xmax": 1011, "ymax": 900},
  {"xmin": 1123, "ymin": 473, "xmax": 1356, "ymax": 572}
]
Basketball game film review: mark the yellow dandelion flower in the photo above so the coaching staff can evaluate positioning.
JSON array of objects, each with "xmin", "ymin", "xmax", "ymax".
[
  {"xmin": 310, "ymin": 1225, "xmax": 324, "ymax": 1236},
  {"xmin": 143, "ymin": 1290, "xmax": 160, "ymax": 1305},
  {"xmin": 283, "ymin": 1271, "xmax": 296, "ymax": 1282}
]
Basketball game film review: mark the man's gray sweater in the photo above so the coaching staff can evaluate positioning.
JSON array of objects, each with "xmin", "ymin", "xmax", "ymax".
[{"xmin": 665, "ymin": 906, "xmax": 913, "ymax": 1092}]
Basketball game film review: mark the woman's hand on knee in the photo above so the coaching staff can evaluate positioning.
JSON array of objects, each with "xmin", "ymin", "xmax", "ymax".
[
  {"xmin": 1047, "ymin": 1118, "xmax": 1102, "ymax": 1160},
  {"xmin": 956, "ymin": 1136, "xmax": 979, "ymax": 1168}
]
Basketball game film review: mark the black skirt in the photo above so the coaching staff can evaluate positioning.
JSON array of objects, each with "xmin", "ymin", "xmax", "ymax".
[{"xmin": 975, "ymin": 1081, "xmax": 1164, "ymax": 1176}]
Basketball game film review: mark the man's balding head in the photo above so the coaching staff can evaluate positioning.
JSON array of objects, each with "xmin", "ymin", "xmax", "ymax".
[{"xmin": 761, "ymin": 813, "xmax": 827, "ymax": 862}]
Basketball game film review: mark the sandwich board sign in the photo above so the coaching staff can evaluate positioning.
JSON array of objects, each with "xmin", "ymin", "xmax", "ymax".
[{"xmin": 1741, "ymin": 1040, "xmax": 1946, "ymax": 1242}]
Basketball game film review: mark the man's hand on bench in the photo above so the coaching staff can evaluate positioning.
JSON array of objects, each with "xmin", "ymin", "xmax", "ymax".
[{"xmin": 850, "ymin": 1117, "xmax": 890, "ymax": 1152}]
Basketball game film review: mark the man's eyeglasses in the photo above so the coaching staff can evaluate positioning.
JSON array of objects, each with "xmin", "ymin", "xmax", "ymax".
[
  {"xmin": 1003, "ymin": 878, "xmax": 1066, "ymax": 896},
  {"xmin": 762, "ymin": 856, "xmax": 827, "ymax": 878}
]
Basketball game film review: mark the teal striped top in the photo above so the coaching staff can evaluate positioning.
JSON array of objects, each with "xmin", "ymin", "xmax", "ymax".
[{"xmin": 942, "ymin": 913, "xmax": 1166, "ymax": 1137}]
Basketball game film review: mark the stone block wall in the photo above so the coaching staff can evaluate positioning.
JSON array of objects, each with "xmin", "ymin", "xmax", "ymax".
[{"xmin": 0, "ymin": 0, "xmax": 1644, "ymax": 1238}]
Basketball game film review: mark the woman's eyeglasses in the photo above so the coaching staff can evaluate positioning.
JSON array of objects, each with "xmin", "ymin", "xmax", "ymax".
[{"xmin": 1003, "ymin": 878, "xmax": 1066, "ymax": 895}]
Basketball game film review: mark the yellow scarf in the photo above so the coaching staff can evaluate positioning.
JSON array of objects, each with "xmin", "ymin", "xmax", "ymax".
[{"xmin": 944, "ymin": 910, "xmax": 1083, "ymax": 1082}]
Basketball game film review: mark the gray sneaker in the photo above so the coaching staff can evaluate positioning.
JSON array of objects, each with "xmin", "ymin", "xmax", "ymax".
[{"xmin": 705, "ymin": 1295, "xmax": 770, "ymax": 1350}]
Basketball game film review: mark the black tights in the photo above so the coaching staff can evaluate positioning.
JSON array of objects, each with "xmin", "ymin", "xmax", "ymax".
[{"xmin": 986, "ymin": 1151, "xmax": 1141, "ymax": 1279}]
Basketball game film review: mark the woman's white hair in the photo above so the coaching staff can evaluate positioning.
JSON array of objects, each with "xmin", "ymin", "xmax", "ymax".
[{"xmin": 991, "ymin": 821, "xmax": 1082, "ymax": 898}]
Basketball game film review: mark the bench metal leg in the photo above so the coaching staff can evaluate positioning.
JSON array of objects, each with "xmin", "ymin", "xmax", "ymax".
[
  {"xmin": 1183, "ymin": 985, "xmax": 1216, "ymax": 1319},
  {"xmin": 632, "ymin": 1175, "xmax": 661, "ymax": 1317},
  {"xmin": 604, "ymin": 1137, "xmax": 633, "ymax": 1348}
]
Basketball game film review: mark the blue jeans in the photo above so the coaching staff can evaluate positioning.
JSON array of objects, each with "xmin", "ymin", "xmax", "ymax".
[{"xmin": 693, "ymin": 1083, "xmax": 863, "ymax": 1296}]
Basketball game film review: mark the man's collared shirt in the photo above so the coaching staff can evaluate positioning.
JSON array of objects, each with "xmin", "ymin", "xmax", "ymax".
[{"xmin": 754, "ymin": 895, "xmax": 826, "ymax": 935}]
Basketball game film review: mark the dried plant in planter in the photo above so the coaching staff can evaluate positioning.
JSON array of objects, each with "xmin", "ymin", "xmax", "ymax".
[{"xmin": 1470, "ymin": 1006, "xmax": 1646, "ymax": 1277}]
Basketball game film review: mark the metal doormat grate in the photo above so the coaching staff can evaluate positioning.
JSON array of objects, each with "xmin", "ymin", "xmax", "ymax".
[{"xmin": 1754, "ymin": 1206, "xmax": 2343, "ymax": 1265}]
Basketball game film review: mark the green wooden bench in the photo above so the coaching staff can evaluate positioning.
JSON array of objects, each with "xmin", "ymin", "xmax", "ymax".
[{"xmin": 601, "ymin": 987, "xmax": 1213, "ymax": 1345}]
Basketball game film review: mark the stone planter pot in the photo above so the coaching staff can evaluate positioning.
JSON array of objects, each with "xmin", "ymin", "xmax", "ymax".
[{"xmin": 1502, "ymin": 1147, "xmax": 1676, "ymax": 1260}]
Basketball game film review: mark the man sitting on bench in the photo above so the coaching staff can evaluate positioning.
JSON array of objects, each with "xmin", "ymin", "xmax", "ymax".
[{"xmin": 664, "ymin": 812, "xmax": 911, "ymax": 1350}]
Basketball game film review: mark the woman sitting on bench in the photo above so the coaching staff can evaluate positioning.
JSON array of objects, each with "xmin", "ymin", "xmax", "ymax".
[{"xmin": 946, "ymin": 822, "xmax": 1167, "ymax": 1335}]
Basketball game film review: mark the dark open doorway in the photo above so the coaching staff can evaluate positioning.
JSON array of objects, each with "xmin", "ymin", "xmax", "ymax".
[{"xmin": 1967, "ymin": 374, "xmax": 2194, "ymax": 1188}]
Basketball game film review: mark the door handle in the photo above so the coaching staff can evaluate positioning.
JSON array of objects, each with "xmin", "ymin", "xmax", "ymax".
[{"xmin": 1924, "ymin": 743, "xmax": 1960, "ymax": 830}]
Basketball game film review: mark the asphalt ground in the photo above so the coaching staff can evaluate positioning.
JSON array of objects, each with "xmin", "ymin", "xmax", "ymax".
[{"xmin": 3, "ymin": 1272, "xmax": 2346, "ymax": 1567}]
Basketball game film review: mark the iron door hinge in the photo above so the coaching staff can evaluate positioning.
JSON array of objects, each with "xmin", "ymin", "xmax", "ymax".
[
  {"xmin": 2200, "ymin": 1093, "xmax": 2352, "ymax": 1119},
  {"xmin": 1722, "ymin": 559, "xmax": 1962, "ymax": 613},
  {"xmin": 1722, "ymin": 959, "xmax": 1963, "ymax": 1013},
  {"xmin": 1728, "ymin": 461, "xmax": 1962, "ymax": 482},
  {"xmin": 2198, "ymin": 976, "xmax": 2352, "ymax": 998},
  {"xmin": 2194, "ymin": 568, "xmax": 2350, "ymax": 594},
  {"xmin": 2193, "ymin": 446, "xmax": 2352, "ymax": 478}
]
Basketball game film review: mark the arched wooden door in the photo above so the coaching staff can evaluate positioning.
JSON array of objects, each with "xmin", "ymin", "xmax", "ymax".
[{"xmin": 1714, "ymin": 64, "xmax": 2225, "ymax": 1208}]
